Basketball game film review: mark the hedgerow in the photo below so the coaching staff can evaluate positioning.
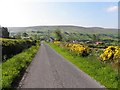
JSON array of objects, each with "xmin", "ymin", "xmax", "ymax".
[
  {"xmin": 0, "ymin": 38, "xmax": 36, "ymax": 61},
  {"xmin": 2, "ymin": 44, "xmax": 39, "ymax": 88}
]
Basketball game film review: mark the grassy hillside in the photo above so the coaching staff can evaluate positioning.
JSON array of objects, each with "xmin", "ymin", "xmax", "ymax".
[{"xmin": 8, "ymin": 25, "xmax": 118, "ymax": 34}]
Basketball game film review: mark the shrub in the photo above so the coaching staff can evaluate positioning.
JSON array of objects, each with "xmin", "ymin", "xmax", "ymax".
[
  {"xmin": 53, "ymin": 41, "xmax": 61, "ymax": 45},
  {"xmin": 100, "ymin": 46, "xmax": 120, "ymax": 62},
  {"xmin": 0, "ymin": 38, "xmax": 36, "ymax": 61},
  {"xmin": 63, "ymin": 43, "xmax": 91, "ymax": 57}
]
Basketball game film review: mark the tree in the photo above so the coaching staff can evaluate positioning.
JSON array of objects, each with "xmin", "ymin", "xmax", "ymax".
[
  {"xmin": 54, "ymin": 29, "xmax": 63, "ymax": 41},
  {"xmin": 22, "ymin": 32, "xmax": 28, "ymax": 37},
  {"xmin": 92, "ymin": 34, "xmax": 100, "ymax": 42},
  {"xmin": 0, "ymin": 27, "xmax": 9, "ymax": 38}
]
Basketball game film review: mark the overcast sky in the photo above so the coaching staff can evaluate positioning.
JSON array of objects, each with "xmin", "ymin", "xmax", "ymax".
[{"xmin": 0, "ymin": 0, "xmax": 118, "ymax": 28}]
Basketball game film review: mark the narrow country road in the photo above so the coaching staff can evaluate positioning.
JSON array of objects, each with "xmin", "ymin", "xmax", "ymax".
[{"xmin": 19, "ymin": 42, "xmax": 105, "ymax": 88}]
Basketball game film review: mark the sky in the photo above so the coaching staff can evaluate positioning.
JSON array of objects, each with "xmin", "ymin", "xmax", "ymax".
[{"xmin": 0, "ymin": 0, "xmax": 118, "ymax": 28}]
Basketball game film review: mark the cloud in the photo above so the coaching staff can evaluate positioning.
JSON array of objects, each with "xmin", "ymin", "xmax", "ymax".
[{"xmin": 106, "ymin": 6, "xmax": 118, "ymax": 12}]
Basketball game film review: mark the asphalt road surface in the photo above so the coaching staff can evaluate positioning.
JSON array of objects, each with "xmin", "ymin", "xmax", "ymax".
[{"xmin": 19, "ymin": 42, "xmax": 105, "ymax": 88}]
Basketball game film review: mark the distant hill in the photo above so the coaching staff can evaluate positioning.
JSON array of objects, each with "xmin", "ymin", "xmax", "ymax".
[{"xmin": 8, "ymin": 25, "xmax": 118, "ymax": 34}]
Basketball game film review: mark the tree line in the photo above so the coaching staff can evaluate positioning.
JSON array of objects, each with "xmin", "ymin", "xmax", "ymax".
[{"xmin": 0, "ymin": 26, "xmax": 9, "ymax": 38}]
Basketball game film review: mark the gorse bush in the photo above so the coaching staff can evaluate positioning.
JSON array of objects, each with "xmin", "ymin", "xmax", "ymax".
[
  {"xmin": 53, "ymin": 41, "xmax": 61, "ymax": 45},
  {"xmin": 100, "ymin": 46, "xmax": 120, "ymax": 62},
  {"xmin": 53, "ymin": 41, "xmax": 91, "ymax": 57},
  {"xmin": 65, "ymin": 43, "xmax": 91, "ymax": 57},
  {"xmin": 2, "ymin": 45, "xmax": 39, "ymax": 88}
]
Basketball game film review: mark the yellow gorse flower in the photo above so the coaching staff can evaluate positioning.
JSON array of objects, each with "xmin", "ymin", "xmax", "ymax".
[
  {"xmin": 53, "ymin": 41, "xmax": 60, "ymax": 45},
  {"xmin": 63, "ymin": 43, "xmax": 91, "ymax": 56},
  {"xmin": 100, "ymin": 46, "xmax": 120, "ymax": 61}
]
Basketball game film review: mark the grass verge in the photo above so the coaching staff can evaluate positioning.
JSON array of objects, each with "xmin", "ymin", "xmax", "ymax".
[
  {"xmin": 1, "ymin": 44, "xmax": 40, "ymax": 89},
  {"xmin": 49, "ymin": 43, "xmax": 118, "ymax": 89}
]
